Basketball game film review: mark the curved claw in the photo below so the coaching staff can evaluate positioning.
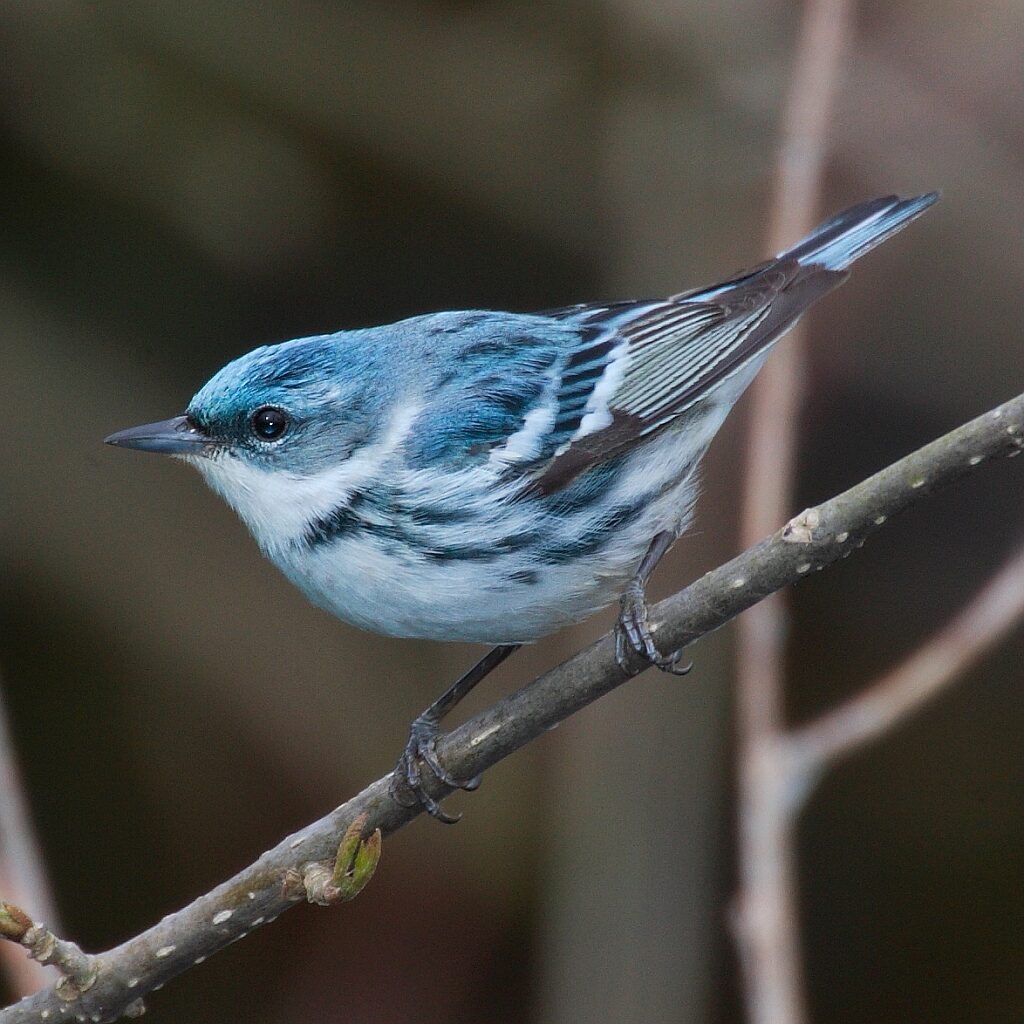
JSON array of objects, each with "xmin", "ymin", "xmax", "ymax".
[
  {"xmin": 615, "ymin": 582, "xmax": 692, "ymax": 676},
  {"xmin": 390, "ymin": 717, "xmax": 479, "ymax": 824}
]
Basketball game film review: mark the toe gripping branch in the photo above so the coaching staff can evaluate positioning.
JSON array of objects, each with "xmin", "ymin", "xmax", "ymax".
[
  {"xmin": 615, "ymin": 578, "xmax": 692, "ymax": 676},
  {"xmin": 389, "ymin": 644, "xmax": 520, "ymax": 824},
  {"xmin": 391, "ymin": 712, "xmax": 481, "ymax": 824},
  {"xmin": 614, "ymin": 531, "xmax": 693, "ymax": 676}
]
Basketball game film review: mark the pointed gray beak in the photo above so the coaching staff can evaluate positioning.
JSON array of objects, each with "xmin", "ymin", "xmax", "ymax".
[{"xmin": 104, "ymin": 415, "xmax": 212, "ymax": 455}]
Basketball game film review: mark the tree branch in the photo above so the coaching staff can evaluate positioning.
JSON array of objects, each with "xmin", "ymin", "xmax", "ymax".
[
  {"xmin": 3, "ymin": 390, "xmax": 1023, "ymax": 1024},
  {"xmin": 733, "ymin": 2, "xmax": 852, "ymax": 1020},
  {"xmin": 0, "ymin": 904, "xmax": 100, "ymax": 1010}
]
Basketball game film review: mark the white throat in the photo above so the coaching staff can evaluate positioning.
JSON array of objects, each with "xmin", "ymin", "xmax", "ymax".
[{"xmin": 191, "ymin": 404, "xmax": 418, "ymax": 558}]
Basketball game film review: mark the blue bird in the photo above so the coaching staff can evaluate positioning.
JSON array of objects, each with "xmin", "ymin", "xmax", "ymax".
[{"xmin": 106, "ymin": 193, "xmax": 937, "ymax": 820}]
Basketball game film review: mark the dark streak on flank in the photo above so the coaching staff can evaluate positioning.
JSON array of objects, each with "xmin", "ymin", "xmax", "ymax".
[
  {"xmin": 535, "ymin": 498, "xmax": 649, "ymax": 564},
  {"xmin": 422, "ymin": 528, "xmax": 542, "ymax": 563},
  {"xmin": 507, "ymin": 569, "xmax": 539, "ymax": 585},
  {"xmin": 305, "ymin": 489, "xmax": 477, "ymax": 550}
]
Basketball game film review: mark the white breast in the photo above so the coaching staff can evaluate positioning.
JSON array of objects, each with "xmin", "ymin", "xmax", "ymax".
[
  {"xmin": 190, "ymin": 402, "xmax": 721, "ymax": 645},
  {"xmin": 270, "ymin": 426, "xmax": 707, "ymax": 644}
]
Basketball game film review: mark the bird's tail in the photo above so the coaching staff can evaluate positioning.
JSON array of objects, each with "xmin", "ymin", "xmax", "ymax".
[{"xmin": 779, "ymin": 192, "xmax": 939, "ymax": 271}]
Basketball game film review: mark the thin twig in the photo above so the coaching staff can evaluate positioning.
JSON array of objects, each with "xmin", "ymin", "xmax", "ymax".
[
  {"xmin": 0, "ymin": 903, "xmax": 98, "ymax": 1007},
  {"xmin": 790, "ymin": 538, "xmax": 1024, "ymax": 772},
  {"xmin": 733, "ymin": 2, "xmax": 852, "ymax": 1022},
  {"xmin": 0, "ymin": 674, "xmax": 60, "ymax": 997},
  {"xmin": 0, "ymin": 875, "xmax": 50, "ymax": 1004},
  {"xmin": 1, "ymin": 387, "xmax": 1022, "ymax": 1024}
]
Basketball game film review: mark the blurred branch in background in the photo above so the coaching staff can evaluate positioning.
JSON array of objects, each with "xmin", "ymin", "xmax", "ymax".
[
  {"xmin": 730, "ymin": 8, "xmax": 1024, "ymax": 1024},
  {"xmin": 3, "ymin": 385, "xmax": 1024, "ymax": 1024},
  {"xmin": 790, "ymin": 539, "xmax": 1024, "ymax": 770},
  {"xmin": 732, "ymin": 504, "xmax": 1024, "ymax": 1024},
  {"xmin": 734, "ymin": 1, "xmax": 852, "ymax": 1022},
  {"xmin": 0, "ymin": 673, "xmax": 59, "ymax": 998}
]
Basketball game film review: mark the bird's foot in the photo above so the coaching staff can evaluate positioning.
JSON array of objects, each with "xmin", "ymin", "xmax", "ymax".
[
  {"xmin": 615, "ymin": 581, "xmax": 692, "ymax": 676},
  {"xmin": 390, "ymin": 714, "xmax": 480, "ymax": 825}
]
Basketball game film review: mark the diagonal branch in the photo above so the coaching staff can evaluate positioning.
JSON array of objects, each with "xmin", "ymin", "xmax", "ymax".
[{"xmin": 3, "ymin": 390, "xmax": 1024, "ymax": 1024}]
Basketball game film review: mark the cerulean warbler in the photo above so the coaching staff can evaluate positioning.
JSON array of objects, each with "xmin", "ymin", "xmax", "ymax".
[{"xmin": 106, "ymin": 193, "xmax": 937, "ymax": 820}]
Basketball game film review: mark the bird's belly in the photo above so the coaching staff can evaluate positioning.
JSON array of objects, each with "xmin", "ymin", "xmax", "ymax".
[
  {"xmin": 276, "ymin": 460, "xmax": 699, "ymax": 644},
  {"xmin": 278, "ymin": 535, "xmax": 628, "ymax": 643}
]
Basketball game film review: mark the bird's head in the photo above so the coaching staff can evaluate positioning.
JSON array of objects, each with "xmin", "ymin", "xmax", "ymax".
[{"xmin": 105, "ymin": 334, "xmax": 394, "ymax": 549}]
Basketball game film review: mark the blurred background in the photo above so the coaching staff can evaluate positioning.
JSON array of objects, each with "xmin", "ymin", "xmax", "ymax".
[{"xmin": 2, "ymin": 2, "xmax": 1024, "ymax": 1022}]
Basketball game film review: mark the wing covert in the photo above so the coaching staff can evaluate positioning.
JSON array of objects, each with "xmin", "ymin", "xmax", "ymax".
[{"xmin": 521, "ymin": 260, "xmax": 844, "ymax": 493}]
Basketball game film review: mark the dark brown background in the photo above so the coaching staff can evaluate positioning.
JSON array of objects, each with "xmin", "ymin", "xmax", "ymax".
[{"xmin": 2, "ymin": 3, "xmax": 1023, "ymax": 1022}]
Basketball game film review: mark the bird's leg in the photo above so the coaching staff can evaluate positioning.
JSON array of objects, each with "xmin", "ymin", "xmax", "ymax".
[
  {"xmin": 615, "ymin": 530, "xmax": 692, "ymax": 676},
  {"xmin": 391, "ymin": 643, "xmax": 521, "ymax": 823}
]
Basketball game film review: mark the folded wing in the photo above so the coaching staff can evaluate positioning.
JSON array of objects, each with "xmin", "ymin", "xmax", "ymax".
[{"xmin": 523, "ymin": 193, "xmax": 937, "ymax": 492}]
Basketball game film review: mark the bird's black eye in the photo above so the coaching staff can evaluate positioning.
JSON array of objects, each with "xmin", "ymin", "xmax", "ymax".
[{"xmin": 251, "ymin": 406, "xmax": 289, "ymax": 441}]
